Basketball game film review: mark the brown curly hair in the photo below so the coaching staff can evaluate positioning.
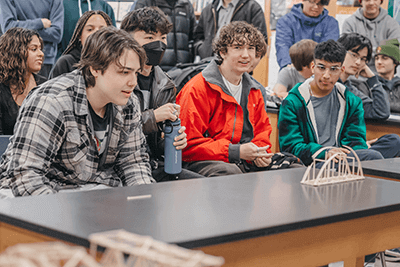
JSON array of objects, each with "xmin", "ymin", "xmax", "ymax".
[
  {"xmin": 0, "ymin": 27, "xmax": 43, "ymax": 96},
  {"xmin": 63, "ymin": 10, "xmax": 113, "ymax": 55},
  {"xmin": 213, "ymin": 21, "xmax": 267, "ymax": 63}
]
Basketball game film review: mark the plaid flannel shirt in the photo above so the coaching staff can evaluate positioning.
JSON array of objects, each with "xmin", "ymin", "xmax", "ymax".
[{"xmin": 0, "ymin": 70, "xmax": 155, "ymax": 196}]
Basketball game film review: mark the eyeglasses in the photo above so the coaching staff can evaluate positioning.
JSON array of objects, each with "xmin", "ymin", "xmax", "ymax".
[
  {"xmin": 305, "ymin": 0, "xmax": 324, "ymax": 7},
  {"xmin": 347, "ymin": 51, "xmax": 369, "ymax": 63},
  {"xmin": 315, "ymin": 64, "xmax": 342, "ymax": 74}
]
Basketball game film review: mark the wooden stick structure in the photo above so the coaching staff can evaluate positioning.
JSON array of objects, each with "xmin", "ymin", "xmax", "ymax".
[
  {"xmin": 88, "ymin": 229, "xmax": 225, "ymax": 267},
  {"xmin": 0, "ymin": 230, "xmax": 225, "ymax": 267},
  {"xmin": 0, "ymin": 242, "xmax": 100, "ymax": 267},
  {"xmin": 301, "ymin": 146, "xmax": 365, "ymax": 186}
]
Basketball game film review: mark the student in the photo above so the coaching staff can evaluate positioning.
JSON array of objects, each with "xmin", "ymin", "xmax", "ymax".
[
  {"xmin": 120, "ymin": 7, "xmax": 203, "ymax": 182},
  {"xmin": 342, "ymin": 0, "xmax": 400, "ymax": 72},
  {"xmin": 273, "ymin": 39, "xmax": 317, "ymax": 98},
  {"xmin": 0, "ymin": 0, "xmax": 64, "ymax": 77},
  {"xmin": 275, "ymin": 0, "xmax": 339, "ymax": 69},
  {"xmin": 0, "ymin": 28, "xmax": 46, "ymax": 135},
  {"xmin": 132, "ymin": 0, "xmax": 196, "ymax": 71},
  {"xmin": 49, "ymin": 10, "xmax": 112, "ymax": 79},
  {"xmin": 0, "ymin": 27, "xmax": 154, "ymax": 197},
  {"xmin": 58, "ymin": 0, "xmax": 116, "ymax": 58},
  {"xmin": 337, "ymin": 33, "xmax": 400, "ymax": 159},
  {"xmin": 278, "ymin": 40, "xmax": 383, "ymax": 166},
  {"xmin": 194, "ymin": 0, "xmax": 268, "ymax": 60},
  {"xmin": 337, "ymin": 32, "xmax": 390, "ymax": 120},
  {"xmin": 374, "ymin": 39, "xmax": 400, "ymax": 113},
  {"xmin": 177, "ymin": 21, "xmax": 273, "ymax": 177}
]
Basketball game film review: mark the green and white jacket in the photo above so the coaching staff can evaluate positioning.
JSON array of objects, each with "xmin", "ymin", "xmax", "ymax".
[{"xmin": 278, "ymin": 78, "xmax": 368, "ymax": 166}]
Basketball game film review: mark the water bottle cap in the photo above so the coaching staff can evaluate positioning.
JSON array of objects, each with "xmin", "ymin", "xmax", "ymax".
[
  {"xmin": 172, "ymin": 118, "xmax": 181, "ymax": 126},
  {"xmin": 164, "ymin": 119, "xmax": 180, "ymax": 134}
]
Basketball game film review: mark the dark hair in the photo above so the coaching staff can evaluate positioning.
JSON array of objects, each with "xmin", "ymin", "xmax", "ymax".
[
  {"xmin": 0, "ymin": 27, "xmax": 44, "ymax": 96},
  {"xmin": 77, "ymin": 27, "xmax": 147, "ymax": 88},
  {"xmin": 337, "ymin": 32, "xmax": 373, "ymax": 62},
  {"xmin": 314, "ymin": 39, "xmax": 346, "ymax": 64},
  {"xmin": 120, "ymin": 7, "xmax": 172, "ymax": 35},
  {"xmin": 289, "ymin": 39, "xmax": 317, "ymax": 71},
  {"xmin": 63, "ymin": 10, "xmax": 113, "ymax": 55},
  {"xmin": 359, "ymin": 0, "xmax": 383, "ymax": 4},
  {"xmin": 304, "ymin": 0, "xmax": 330, "ymax": 5},
  {"xmin": 213, "ymin": 21, "xmax": 267, "ymax": 63}
]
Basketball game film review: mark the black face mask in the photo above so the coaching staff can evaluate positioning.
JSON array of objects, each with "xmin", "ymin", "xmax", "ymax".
[{"xmin": 142, "ymin": 41, "xmax": 167, "ymax": 66}]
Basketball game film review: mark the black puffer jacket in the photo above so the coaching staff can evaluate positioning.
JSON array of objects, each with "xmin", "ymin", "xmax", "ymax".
[
  {"xmin": 194, "ymin": 0, "xmax": 268, "ymax": 59},
  {"xmin": 134, "ymin": 0, "xmax": 196, "ymax": 71},
  {"xmin": 133, "ymin": 66, "xmax": 176, "ymax": 160}
]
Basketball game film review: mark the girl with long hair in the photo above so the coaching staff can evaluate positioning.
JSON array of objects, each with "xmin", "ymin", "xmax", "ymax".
[
  {"xmin": 0, "ymin": 27, "xmax": 46, "ymax": 135},
  {"xmin": 49, "ymin": 10, "xmax": 113, "ymax": 78}
]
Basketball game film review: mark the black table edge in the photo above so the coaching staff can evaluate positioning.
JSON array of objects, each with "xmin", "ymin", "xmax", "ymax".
[{"xmin": 2, "ymin": 203, "xmax": 400, "ymax": 250}]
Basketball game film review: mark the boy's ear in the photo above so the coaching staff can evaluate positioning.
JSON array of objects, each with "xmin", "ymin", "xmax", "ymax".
[
  {"xmin": 90, "ymin": 66, "xmax": 100, "ymax": 78},
  {"xmin": 220, "ymin": 51, "xmax": 226, "ymax": 60},
  {"xmin": 310, "ymin": 61, "xmax": 315, "ymax": 74}
]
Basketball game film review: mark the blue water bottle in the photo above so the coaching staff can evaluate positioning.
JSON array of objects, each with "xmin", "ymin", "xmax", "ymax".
[{"xmin": 164, "ymin": 119, "xmax": 182, "ymax": 174}]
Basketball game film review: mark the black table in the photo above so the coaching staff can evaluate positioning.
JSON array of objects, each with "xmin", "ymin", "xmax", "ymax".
[
  {"xmin": 1, "ymin": 167, "xmax": 400, "ymax": 266},
  {"xmin": 356, "ymin": 158, "xmax": 400, "ymax": 180}
]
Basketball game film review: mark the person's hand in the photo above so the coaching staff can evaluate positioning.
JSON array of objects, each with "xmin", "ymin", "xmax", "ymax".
[
  {"xmin": 254, "ymin": 153, "xmax": 274, "ymax": 167},
  {"xmin": 366, "ymin": 138, "xmax": 378, "ymax": 149},
  {"xmin": 173, "ymin": 126, "xmax": 187, "ymax": 150},
  {"xmin": 273, "ymin": 83, "xmax": 289, "ymax": 99},
  {"xmin": 240, "ymin": 143, "xmax": 270, "ymax": 161},
  {"xmin": 356, "ymin": 64, "xmax": 374, "ymax": 79},
  {"xmin": 154, "ymin": 103, "xmax": 180, "ymax": 123},
  {"xmin": 326, "ymin": 147, "xmax": 350, "ymax": 162},
  {"xmin": 41, "ymin": 18, "xmax": 52, "ymax": 28}
]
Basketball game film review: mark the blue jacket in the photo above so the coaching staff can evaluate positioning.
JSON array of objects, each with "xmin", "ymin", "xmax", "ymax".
[
  {"xmin": 0, "ymin": 0, "xmax": 64, "ymax": 65},
  {"xmin": 275, "ymin": 3, "xmax": 339, "ymax": 69}
]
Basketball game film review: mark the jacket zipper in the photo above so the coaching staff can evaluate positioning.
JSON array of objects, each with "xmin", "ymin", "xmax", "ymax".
[
  {"xmin": 231, "ymin": 3, "xmax": 244, "ymax": 21},
  {"xmin": 172, "ymin": 6, "xmax": 178, "ymax": 62},
  {"xmin": 231, "ymin": 105, "xmax": 237, "ymax": 142},
  {"xmin": 212, "ymin": 8, "xmax": 217, "ymax": 36},
  {"xmin": 304, "ymin": 99, "xmax": 318, "ymax": 143},
  {"xmin": 153, "ymin": 81, "xmax": 175, "ymax": 109}
]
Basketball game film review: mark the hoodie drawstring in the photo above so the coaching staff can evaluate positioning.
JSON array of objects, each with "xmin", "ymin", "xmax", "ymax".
[{"xmin": 78, "ymin": 0, "xmax": 92, "ymax": 17}]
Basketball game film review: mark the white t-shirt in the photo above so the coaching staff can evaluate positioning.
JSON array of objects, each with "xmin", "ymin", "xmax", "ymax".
[{"xmin": 222, "ymin": 75, "xmax": 243, "ymax": 104}]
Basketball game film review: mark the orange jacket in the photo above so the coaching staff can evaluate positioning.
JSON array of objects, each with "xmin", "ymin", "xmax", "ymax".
[{"xmin": 176, "ymin": 61, "xmax": 272, "ymax": 163}]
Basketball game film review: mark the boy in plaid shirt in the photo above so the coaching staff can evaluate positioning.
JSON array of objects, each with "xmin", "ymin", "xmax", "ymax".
[{"xmin": 0, "ymin": 27, "xmax": 155, "ymax": 196}]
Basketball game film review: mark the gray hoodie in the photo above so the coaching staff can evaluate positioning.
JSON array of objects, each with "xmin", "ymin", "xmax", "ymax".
[{"xmin": 342, "ymin": 7, "xmax": 400, "ymax": 72}]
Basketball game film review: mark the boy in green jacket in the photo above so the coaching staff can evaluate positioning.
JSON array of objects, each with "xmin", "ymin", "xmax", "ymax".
[{"xmin": 278, "ymin": 39, "xmax": 383, "ymax": 166}]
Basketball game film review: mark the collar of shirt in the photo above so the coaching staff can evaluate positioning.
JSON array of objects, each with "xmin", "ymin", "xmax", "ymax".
[{"xmin": 217, "ymin": 0, "xmax": 239, "ymax": 11}]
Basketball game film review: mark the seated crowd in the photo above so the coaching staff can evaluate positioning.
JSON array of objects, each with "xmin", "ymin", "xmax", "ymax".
[{"xmin": 0, "ymin": 0, "xmax": 399, "ymax": 197}]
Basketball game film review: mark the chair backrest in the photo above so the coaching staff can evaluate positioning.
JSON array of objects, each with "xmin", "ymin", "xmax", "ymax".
[{"xmin": 0, "ymin": 135, "xmax": 11, "ymax": 157}]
